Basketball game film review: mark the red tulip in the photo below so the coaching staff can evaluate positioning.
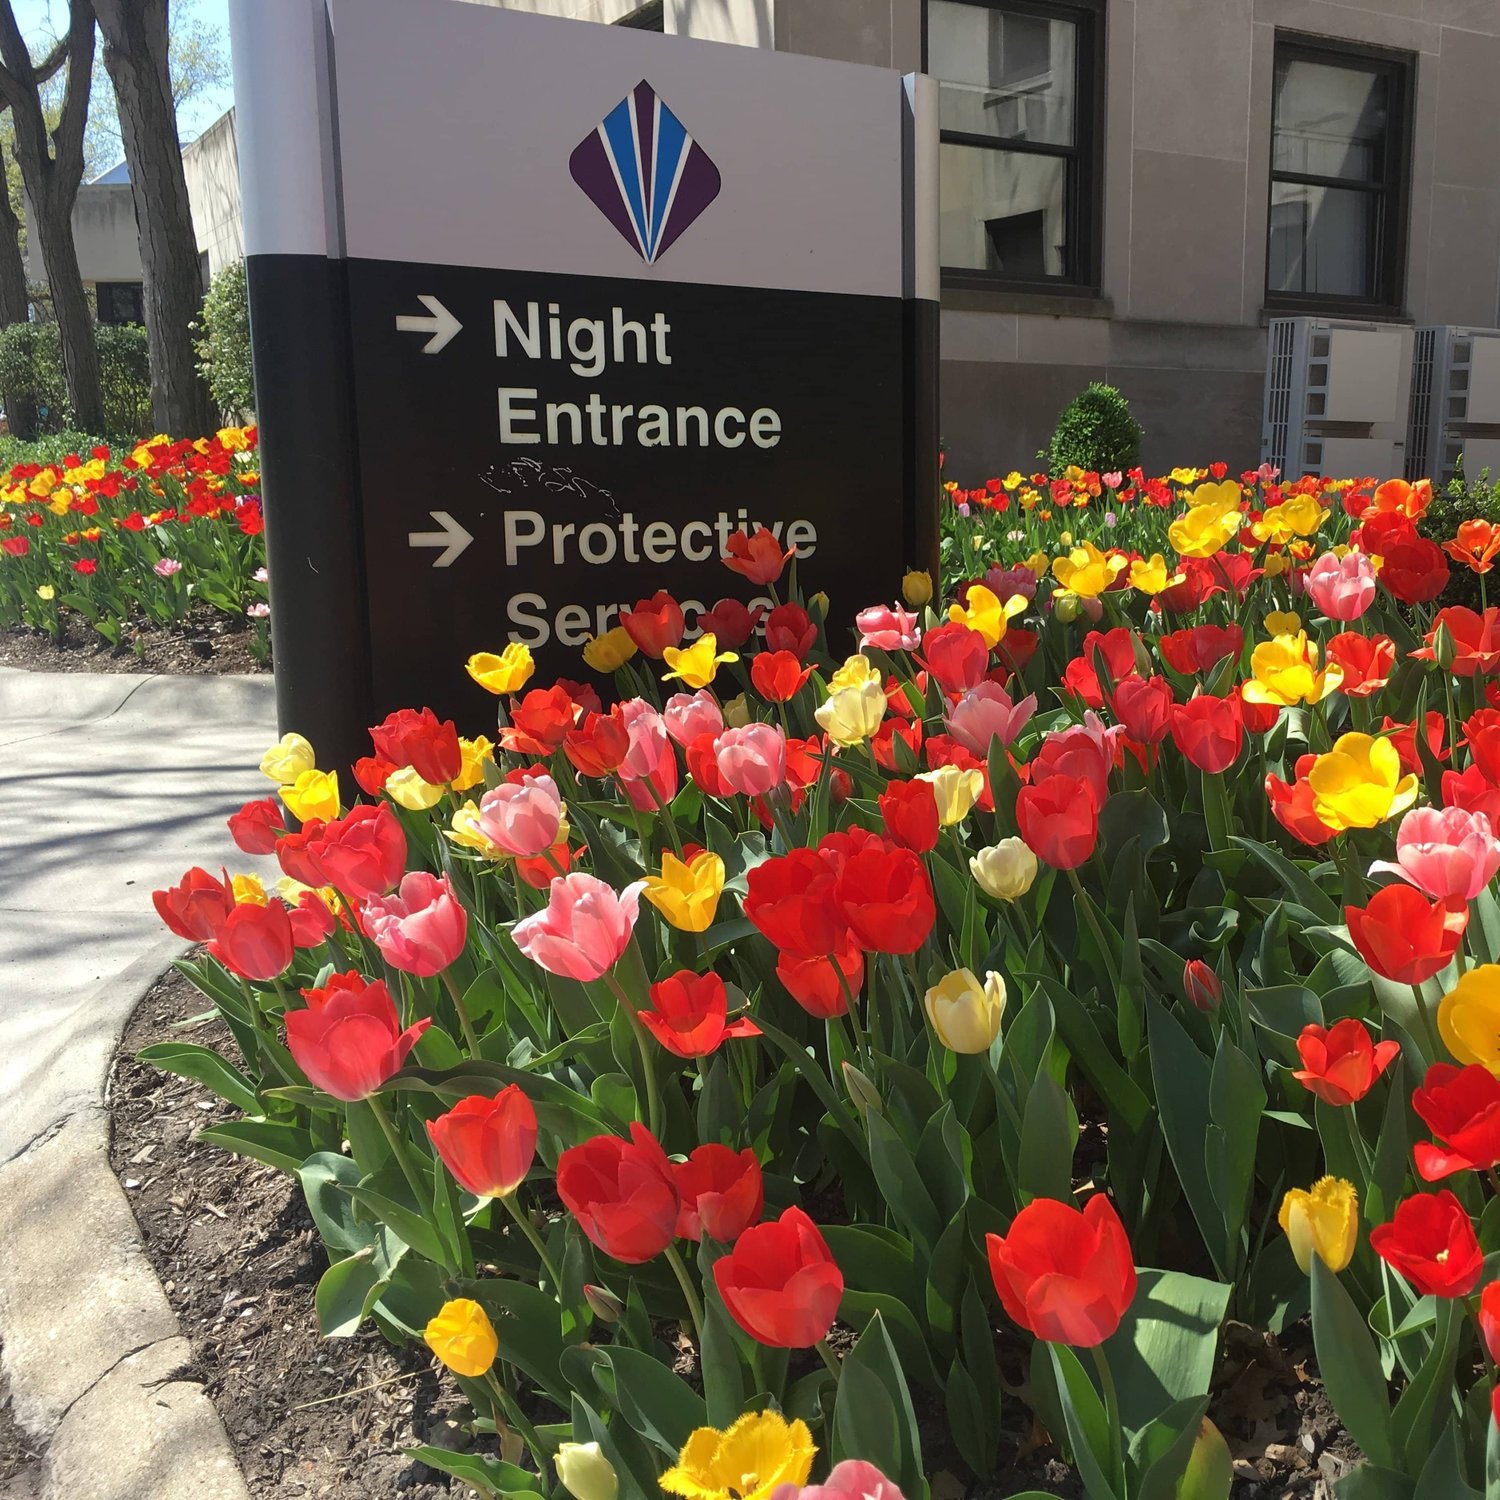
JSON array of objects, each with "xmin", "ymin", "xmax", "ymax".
[
  {"xmin": 698, "ymin": 597, "xmax": 763, "ymax": 651},
  {"xmin": 674, "ymin": 1144, "xmax": 764, "ymax": 1242},
  {"xmin": 745, "ymin": 848, "xmax": 849, "ymax": 958},
  {"xmin": 986, "ymin": 1194, "xmax": 1137, "ymax": 1347},
  {"xmin": 427, "ymin": 1084, "xmax": 537, "ymax": 1199},
  {"xmin": 879, "ymin": 780, "xmax": 940, "ymax": 853},
  {"xmin": 620, "ymin": 589, "xmax": 685, "ymax": 657},
  {"xmin": 556, "ymin": 1123, "xmax": 680, "ymax": 1264},
  {"xmin": 1325, "ymin": 632, "xmax": 1396, "ymax": 698},
  {"xmin": 639, "ymin": 970, "xmax": 761, "ymax": 1058},
  {"xmin": 713, "ymin": 1206, "xmax": 844, "ymax": 1348},
  {"xmin": 280, "ymin": 801, "xmax": 407, "ymax": 902},
  {"xmin": 288, "ymin": 888, "xmax": 338, "ymax": 948},
  {"xmin": 1183, "ymin": 959, "xmax": 1221, "ymax": 1013},
  {"xmin": 1062, "ymin": 628, "xmax": 1139, "ymax": 710},
  {"xmin": 153, "ymin": 865, "xmax": 235, "ymax": 940},
  {"xmin": 763, "ymin": 602, "xmax": 816, "ymax": 658},
  {"xmin": 776, "ymin": 943, "xmax": 863, "ymax": 1019},
  {"xmin": 751, "ymin": 649, "xmax": 815, "ymax": 703},
  {"xmin": 1159, "ymin": 624, "xmax": 1244, "ymax": 675},
  {"xmin": 565, "ymin": 708, "xmax": 631, "ymax": 778},
  {"xmin": 925, "ymin": 734, "xmax": 994, "ymax": 811},
  {"xmin": 1412, "ymin": 1064, "xmax": 1500, "ymax": 1180},
  {"xmin": 834, "ymin": 845, "xmax": 935, "ymax": 955},
  {"xmin": 353, "ymin": 754, "xmax": 398, "ymax": 797},
  {"xmin": 369, "ymin": 706, "xmax": 462, "ymax": 785},
  {"xmin": 723, "ymin": 526, "xmax": 794, "ymax": 585},
  {"xmin": 285, "ymin": 976, "xmax": 430, "ymax": 1101},
  {"xmin": 1345, "ymin": 886, "xmax": 1468, "ymax": 985},
  {"xmin": 1480, "ymin": 1282, "xmax": 1500, "ymax": 1364},
  {"xmin": 1379, "ymin": 534, "xmax": 1449, "ymax": 604},
  {"xmin": 500, "ymin": 685, "xmax": 576, "ymax": 756},
  {"xmin": 1112, "ymin": 676, "xmax": 1175, "ymax": 744},
  {"xmin": 1016, "ymin": 774, "xmax": 1100, "ymax": 870},
  {"xmin": 1292, "ymin": 1019, "xmax": 1400, "ymax": 1107},
  {"xmin": 920, "ymin": 621, "xmax": 989, "ymax": 697},
  {"xmin": 1266, "ymin": 759, "xmax": 1336, "ymax": 846},
  {"xmin": 1370, "ymin": 1190, "xmax": 1483, "ymax": 1297},
  {"xmin": 227, "ymin": 797, "xmax": 285, "ymax": 855},
  {"xmin": 1171, "ymin": 693, "xmax": 1244, "ymax": 774},
  {"xmin": 208, "ymin": 899, "xmax": 295, "ymax": 980}
]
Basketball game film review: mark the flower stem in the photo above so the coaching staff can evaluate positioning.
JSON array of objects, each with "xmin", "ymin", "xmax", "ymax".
[
  {"xmin": 439, "ymin": 968, "xmax": 481, "ymax": 1055},
  {"xmin": 366, "ymin": 1093, "xmax": 432, "ymax": 1215},
  {"xmin": 605, "ymin": 972, "xmax": 663, "ymax": 1136},
  {"xmin": 815, "ymin": 1338, "xmax": 843, "ymax": 1383},
  {"xmin": 1409, "ymin": 982, "xmax": 1444, "ymax": 1065},
  {"xmin": 663, "ymin": 1242, "xmax": 705, "ymax": 1352},
  {"xmin": 1089, "ymin": 1344, "xmax": 1124, "ymax": 1489},
  {"xmin": 499, "ymin": 1191, "xmax": 562, "ymax": 1291},
  {"xmin": 481, "ymin": 1368, "xmax": 549, "ymax": 1480}
]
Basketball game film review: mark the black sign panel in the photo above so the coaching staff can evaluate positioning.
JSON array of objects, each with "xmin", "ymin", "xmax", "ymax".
[{"xmin": 342, "ymin": 259, "xmax": 918, "ymax": 724}]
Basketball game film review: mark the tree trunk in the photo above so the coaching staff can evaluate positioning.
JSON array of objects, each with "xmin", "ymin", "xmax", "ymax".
[
  {"xmin": 95, "ymin": 0, "xmax": 213, "ymax": 436},
  {"xmin": 0, "ymin": 146, "xmax": 35, "ymax": 437},
  {"xmin": 0, "ymin": 0, "xmax": 103, "ymax": 434}
]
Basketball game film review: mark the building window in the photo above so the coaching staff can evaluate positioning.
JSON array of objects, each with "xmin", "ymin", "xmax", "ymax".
[
  {"xmin": 927, "ymin": 0, "xmax": 1102, "ymax": 291},
  {"xmin": 617, "ymin": 1, "xmax": 664, "ymax": 29},
  {"xmin": 96, "ymin": 281, "xmax": 144, "ymax": 326},
  {"xmin": 1267, "ymin": 35, "xmax": 1413, "ymax": 312}
]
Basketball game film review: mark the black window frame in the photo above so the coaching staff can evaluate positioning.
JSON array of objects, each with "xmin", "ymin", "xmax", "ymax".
[
  {"xmin": 923, "ymin": 0, "xmax": 1105, "ymax": 296},
  {"xmin": 616, "ymin": 1, "xmax": 665, "ymax": 29},
  {"xmin": 95, "ymin": 280, "xmax": 144, "ymax": 326},
  {"xmin": 1264, "ymin": 32, "xmax": 1415, "ymax": 317}
]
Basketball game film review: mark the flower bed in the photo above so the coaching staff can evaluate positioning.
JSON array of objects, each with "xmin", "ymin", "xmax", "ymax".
[
  {"xmin": 147, "ymin": 472, "xmax": 1500, "ymax": 1499},
  {"xmin": 0, "ymin": 427, "xmax": 268, "ymax": 658}
]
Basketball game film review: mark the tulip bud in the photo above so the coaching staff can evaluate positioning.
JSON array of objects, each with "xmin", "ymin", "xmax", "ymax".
[
  {"xmin": 259, "ymin": 731, "xmax": 316, "ymax": 785},
  {"xmin": 809, "ymin": 590, "xmax": 829, "ymax": 621},
  {"xmin": 1131, "ymin": 632, "xmax": 1155, "ymax": 679},
  {"xmin": 583, "ymin": 1284, "xmax": 624, "ymax": 1323},
  {"xmin": 902, "ymin": 569, "xmax": 933, "ymax": 607},
  {"xmin": 970, "ymin": 838, "xmax": 1038, "ymax": 902},
  {"xmin": 555, "ymin": 1441, "xmax": 620, "ymax": 1500},
  {"xmin": 722, "ymin": 692, "xmax": 752, "ymax": 728},
  {"xmin": 1081, "ymin": 596, "xmax": 1104, "ymax": 622},
  {"xmin": 1053, "ymin": 590, "xmax": 1081, "ymax": 623},
  {"xmin": 842, "ymin": 1060, "xmax": 884, "ymax": 1114},
  {"xmin": 1183, "ymin": 959, "xmax": 1222, "ymax": 1013},
  {"xmin": 924, "ymin": 968, "xmax": 1007, "ymax": 1054},
  {"xmin": 1432, "ymin": 621, "xmax": 1457, "ymax": 673}
]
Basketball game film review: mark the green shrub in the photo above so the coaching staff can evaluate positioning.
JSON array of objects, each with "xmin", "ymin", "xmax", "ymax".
[
  {"xmin": 1420, "ymin": 462, "xmax": 1500, "ymax": 611},
  {"xmin": 193, "ymin": 259, "xmax": 254, "ymax": 419},
  {"xmin": 0, "ymin": 428, "xmax": 107, "ymax": 468},
  {"xmin": 1045, "ymin": 381, "xmax": 1144, "ymax": 476},
  {"xmin": 0, "ymin": 320, "xmax": 151, "ymax": 440}
]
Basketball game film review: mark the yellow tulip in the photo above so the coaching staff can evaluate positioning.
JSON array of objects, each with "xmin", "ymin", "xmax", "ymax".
[
  {"xmin": 663, "ymin": 632, "xmax": 737, "ymax": 690},
  {"xmin": 1252, "ymin": 493, "xmax": 1325, "ymax": 545},
  {"xmin": 423, "ymin": 1297, "xmax": 498, "ymax": 1378},
  {"xmin": 660, "ymin": 1411, "xmax": 816, "ymax": 1500},
  {"xmin": 924, "ymin": 968, "xmax": 1007, "ymax": 1054},
  {"xmin": 643, "ymin": 851, "xmax": 725, "ymax": 933},
  {"xmin": 1168, "ymin": 505, "xmax": 1241, "ymax": 559},
  {"xmin": 1263, "ymin": 552, "xmax": 1291, "ymax": 578},
  {"xmin": 35, "ymin": 584, "xmax": 54, "ymax": 600},
  {"xmin": 1170, "ymin": 466, "xmax": 1202, "ymax": 486},
  {"xmin": 1438, "ymin": 965, "xmax": 1500, "ymax": 1076},
  {"xmin": 1263, "ymin": 610, "xmax": 1301, "ymax": 635},
  {"xmin": 1184, "ymin": 479, "xmax": 1241, "ymax": 517},
  {"xmin": 1128, "ymin": 553, "xmax": 1182, "ymax": 595},
  {"xmin": 970, "ymin": 838, "xmax": 1038, "ymax": 901},
  {"xmin": 1308, "ymin": 733, "xmax": 1417, "ymax": 832},
  {"xmin": 466, "ymin": 643, "xmax": 534, "ymax": 695},
  {"xmin": 902, "ymin": 569, "xmax": 933, "ymax": 607},
  {"xmin": 259, "ymin": 731, "xmax": 316, "ymax": 785},
  {"xmin": 278, "ymin": 767, "xmax": 340, "ymax": 823},
  {"xmin": 828, "ymin": 654, "xmax": 882, "ymax": 694},
  {"xmin": 948, "ymin": 581, "xmax": 1029, "ymax": 644},
  {"xmin": 1050, "ymin": 541, "xmax": 1127, "ymax": 599},
  {"xmin": 918, "ymin": 763, "xmax": 984, "ymax": 827},
  {"xmin": 231, "ymin": 872, "xmax": 267, "ymax": 906},
  {"xmin": 582, "ymin": 625, "xmax": 637, "ymax": 673},
  {"xmin": 385, "ymin": 765, "xmax": 446, "ymax": 810},
  {"xmin": 1278, "ymin": 1177, "xmax": 1358, "ymax": 1273},
  {"xmin": 1241, "ymin": 632, "xmax": 1342, "ymax": 707},
  {"xmin": 555, "ymin": 1441, "xmax": 618, "ymax": 1500},
  {"xmin": 814, "ymin": 679, "xmax": 887, "ymax": 747},
  {"xmin": 722, "ymin": 693, "xmax": 752, "ymax": 728},
  {"xmin": 450, "ymin": 735, "xmax": 494, "ymax": 793},
  {"xmin": 445, "ymin": 800, "xmax": 505, "ymax": 859}
]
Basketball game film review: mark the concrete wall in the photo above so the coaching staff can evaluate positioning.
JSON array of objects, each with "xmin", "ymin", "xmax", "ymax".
[
  {"xmin": 476, "ymin": 0, "xmax": 772, "ymax": 44},
  {"xmin": 183, "ymin": 110, "xmax": 243, "ymax": 279},
  {"xmin": 24, "ymin": 183, "xmax": 140, "ymax": 286}
]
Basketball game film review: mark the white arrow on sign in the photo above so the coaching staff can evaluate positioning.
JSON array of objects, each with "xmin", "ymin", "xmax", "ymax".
[
  {"xmin": 408, "ymin": 510, "xmax": 473, "ymax": 568},
  {"xmin": 395, "ymin": 294, "xmax": 462, "ymax": 354}
]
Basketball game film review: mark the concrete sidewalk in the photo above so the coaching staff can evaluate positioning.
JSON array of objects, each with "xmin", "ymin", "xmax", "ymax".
[{"xmin": 0, "ymin": 668, "xmax": 276, "ymax": 1500}]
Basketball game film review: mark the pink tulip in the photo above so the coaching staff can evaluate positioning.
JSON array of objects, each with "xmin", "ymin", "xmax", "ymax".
[
  {"xmin": 153, "ymin": 557, "xmax": 182, "ymax": 578},
  {"xmin": 618, "ymin": 698, "xmax": 671, "ymax": 780},
  {"xmin": 513, "ymin": 872, "xmax": 644, "ymax": 981},
  {"xmin": 362, "ymin": 871, "xmax": 468, "ymax": 977},
  {"xmin": 1303, "ymin": 551, "xmax": 1376, "ymax": 622},
  {"xmin": 945, "ymin": 680, "xmax": 1037, "ymax": 756},
  {"xmin": 770, "ymin": 1462, "xmax": 907, "ymax": 1500},
  {"xmin": 476, "ymin": 772, "xmax": 566, "ymax": 857},
  {"xmin": 984, "ymin": 564, "xmax": 1038, "ymax": 604},
  {"xmin": 855, "ymin": 604, "xmax": 922, "ymax": 653},
  {"xmin": 663, "ymin": 690, "xmax": 724, "ymax": 747},
  {"xmin": 714, "ymin": 724, "xmax": 787, "ymax": 796},
  {"xmin": 1370, "ymin": 805, "xmax": 1500, "ymax": 901}
]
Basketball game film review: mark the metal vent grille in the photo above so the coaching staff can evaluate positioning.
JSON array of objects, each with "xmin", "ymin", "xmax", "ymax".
[
  {"xmin": 1407, "ymin": 326, "xmax": 1437, "ymax": 481},
  {"xmin": 1262, "ymin": 318, "xmax": 1297, "ymax": 476}
]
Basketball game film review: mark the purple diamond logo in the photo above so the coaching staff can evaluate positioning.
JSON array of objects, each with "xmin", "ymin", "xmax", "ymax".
[{"xmin": 570, "ymin": 81, "xmax": 721, "ymax": 264}]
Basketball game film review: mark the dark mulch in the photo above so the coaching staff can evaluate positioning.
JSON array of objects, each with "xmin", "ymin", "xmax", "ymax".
[
  {"xmin": 108, "ymin": 966, "xmax": 1363, "ymax": 1500},
  {"xmin": 0, "ymin": 605, "xmax": 270, "ymax": 675},
  {"xmin": 0, "ymin": 1351, "xmax": 45, "ymax": 1498},
  {"xmin": 108, "ymin": 966, "xmax": 470, "ymax": 1499}
]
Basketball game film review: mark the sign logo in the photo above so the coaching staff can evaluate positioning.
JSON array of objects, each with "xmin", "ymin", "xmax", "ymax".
[{"xmin": 570, "ymin": 81, "xmax": 721, "ymax": 264}]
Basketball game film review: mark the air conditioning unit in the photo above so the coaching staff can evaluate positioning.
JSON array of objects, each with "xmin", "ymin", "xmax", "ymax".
[
  {"xmin": 1261, "ymin": 317, "xmax": 1413, "ymax": 480},
  {"xmin": 1406, "ymin": 326, "xmax": 1500, "ymax": 483}
]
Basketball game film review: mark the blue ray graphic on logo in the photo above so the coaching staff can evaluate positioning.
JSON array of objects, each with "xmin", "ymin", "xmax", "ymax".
[{"xmin": 570, "ymin": 81, "xmax": 721, "ymax": 263}]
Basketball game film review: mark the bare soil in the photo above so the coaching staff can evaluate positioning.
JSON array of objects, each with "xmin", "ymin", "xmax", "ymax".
[
  {"xmin": 105, "ymin": 965, "xmax": 1363, "ymax": 1500},
  {"xmin": 0, "ymin": 1354, "xmax": 44, "ymax": 1500},
  {"xmin": 0, "ymin": 605, "xmax": 269, "ymax": 676}
]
